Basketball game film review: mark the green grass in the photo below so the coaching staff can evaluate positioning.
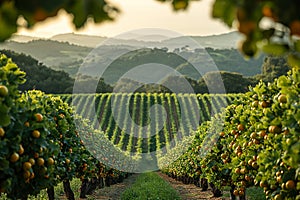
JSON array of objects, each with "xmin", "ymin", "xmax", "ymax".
[
  {"xmin": 0, "ymin": 177, "xmax": 266, "ymax": 200},
  {"xmin": 121, "ymin": 172, "xmax": 181, "ymax": 200},
  {"xmin": 0, "ymin": 178, "xmax": 82, "ymax": 200}
]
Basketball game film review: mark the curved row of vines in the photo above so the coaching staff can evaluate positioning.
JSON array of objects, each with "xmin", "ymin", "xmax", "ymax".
[
  {"xmin": 60, "ymin": 92, "xmax": 239, "ymax": 157},
  {"xmin": 160, "ymin": 67, "xmax": 300, "ymax": 200},
  {"xmin": 0, "ymin": 54, "xmax": 132, "ymax": 200}
]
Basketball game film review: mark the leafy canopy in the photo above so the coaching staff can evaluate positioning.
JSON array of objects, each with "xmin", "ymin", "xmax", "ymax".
[
  {"xmin": 0, "ymin": 0, "xmax": 119, "ymax": 41},
  {"xmin": 162, "ymin": 0, "xmax": 300, "ymax": 68}
]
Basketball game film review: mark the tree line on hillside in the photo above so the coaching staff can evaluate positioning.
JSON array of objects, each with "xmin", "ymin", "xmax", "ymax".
[
  {"xmin": 0, "ymin": 50, "xmax": 112, "ymax": 94},
  {"xmin": 0, "ymin": 49, "xmax": 290, "ymax": 94}
]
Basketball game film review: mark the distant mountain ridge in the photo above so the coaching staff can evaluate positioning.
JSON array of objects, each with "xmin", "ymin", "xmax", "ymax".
[
  {"xmin": 0, "ymin": 31, "xmax": 262, "ymax": 81},
  {"xmin": 9, "ymin": 31, "xmax": 242, "ymax": 49},
  {"xmin": 51, "ymin": 33, "xmax": 107, "ymax": 47},
  {"xmin": 9, "ymin": 35, "xmax": 40, "ymax": 43}
]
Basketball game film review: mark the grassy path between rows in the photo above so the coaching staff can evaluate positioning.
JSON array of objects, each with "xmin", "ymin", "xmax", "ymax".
[
  {"xmin": 88, "ymin": 171, "xmax": 226, "ymax": 200},
  {"xmin": 93, "ymin": 171, "xmax": 264, "ymax": 200},
  {"xmin": 121, "ymin": 172, "xmax": 181, "ymax": 200},
  {"xmin": 0, "ymin": 171, "xmax": 265, "ymax": 199}
]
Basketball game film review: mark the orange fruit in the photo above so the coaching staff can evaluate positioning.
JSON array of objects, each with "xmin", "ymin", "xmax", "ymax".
[
  {"xmin": 47, "ymin": 158, "xmax": 54, "ymax": 165},
  {"xmin": 262, "ymin": 5, "xmax": 273, "ymax": 18},
  {"xmin": 65, "ymin": 158, "xmax": 70, "ymax": 165},
  {"xmin": 238, "ymin": 21, "xmax": 256, "ymax": 35},
  {"xmin": 239, "ymin": 189, "xmax": 245, "ymax": 196},
  {"xmin": 18, "ymin": 144, "xmax": 24, "ymax": 155},
  {"xmin": 10, "ymin": 152, "xmax": 20, "ymax": 163},
  {"xmin": 29, "ymin": 158, "xmax": 35, "ymax": 165},
  {"xmin": 231, "ymin": 130, "xmax": 237, "ymax": 135},
  {"xmin": 34, "ymin": 113, "xmax": 43, "ymax": 122},
  {"xmin": 285, "ymin": 180, "xmax": 295, "ymax": 190},
  {"xmin": 23, "ymin": 162, "xmax": 32, "ymax": 170},
  {"xmin": 258, "ymin": 130, "xmax": 267, "ymax": 138},
  {"xmin": 237, "ymin": 124, "xmax": 245, "ymax": 131},
  {"xmin": 268, "ymin": 125, "xmax": 281, "ymax": 134},
  {"xmin": 23, "ymin": 171, "xmax": 31, "ymax": 179},
  {"xmin": 235, "ymin": 168, "xmax": 241, "ymax": 174},
  {"xmin": 37, "ymin": 158, "xmax": 45, "ymax": 166},
  {"xmin": 290, "ymin": 20, "xmax": 300, "ymax": 36},
  {"xmin": 0, "ymin": 128, "xmax": 5, "ymax": 137},
  {"xmin": 32, "ymin": 130, "xmax": 41, "ymax": 138},
  {"xmin": 233, "ymin": 189, "xmax": 239, "ymax": 196},
  {"xmin": 33, "ymin": 8, "xmax": 48, "ymax": 21},
  {"xmin": 278, "ymin": 94, "xmax": 287, "ymax": 103},
  {"xmin": 259, "ymin": 101, "xmax": 268, "ymax": 108},
  {"xmin": 219, "ymin": 132, "xmax": 225, "ymax": 137},
  {"xmin": 276, "ymin": 176, "xmax": 282, "ymax": 183},
  {"xmin": 245, "ymin": 175, "xmax": 251, "ymax": 181},
  {"xmin": 260, "ymin": 181, "xmax": 268, "ymax": 188},
  {"xmin": 251, "ymin": 162, "xmax": 258, "ymax": 169},
  {"xmin": 240, "ymin": 168, "xmax": 248, "ymax": 174},
  {"xmin": 274, "ymin": 194, "xmax": 283, "ymax": 200},
  {"xmin": 24, "ymin": 121, "xmax": 30, "ymax": 127},
  {"xmin": 0, "ymin": 85, "xmax": 8, "ymax": 97}
]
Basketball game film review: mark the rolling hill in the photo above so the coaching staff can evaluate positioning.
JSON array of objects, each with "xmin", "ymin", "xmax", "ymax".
[{"xmin": 0, "ymin": 32, "xmax": 263, "ymax": 82}]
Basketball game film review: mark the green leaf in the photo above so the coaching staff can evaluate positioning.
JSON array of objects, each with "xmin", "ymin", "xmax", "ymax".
[
  {"xmin": 212, "ymin": 0, "xmax": 236, "ymax": 27},
  {"xmin": 0, "ymin": 114, "xmax": 10, "ymax": 127},
  {"xmin": 294, "ymin": 40, "xmax": 300, "ymax": 52},
  {"xmin": 262, "ymin": 28, "xmax": 275, "ymax": 40},
  {"xmin": 0, "ymin": 104, "xmax": 9, "ymax": 114},
  {"xmin": 270, "ymin": 118, "xmax": 281, "ymax": 126},
  {"xmin": 0, "ymin": 158, "xmax": 9, "ymax": 170},
  {"xmin": 288, "ymin": 54, "xmax": 300, "ymax": 69},
  {"xmin": 172, "ymin": 0, "xmax": 189, "ymax": 11},
  {"xmin": 0, "ymin": 2, "xmax": 18, "ymax": 41},
  {"xmin": 262, "ymin": 43, "xmax": 289, "ymax": 56},
  {"xmin": 277, "ymin": 76, "xmax": 291, "ymax": 88}
]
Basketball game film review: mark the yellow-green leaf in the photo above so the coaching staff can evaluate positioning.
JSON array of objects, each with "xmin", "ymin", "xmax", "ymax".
[{"xmin": 262, "ymin": 43, "xmax": 289, "ymax": 56}]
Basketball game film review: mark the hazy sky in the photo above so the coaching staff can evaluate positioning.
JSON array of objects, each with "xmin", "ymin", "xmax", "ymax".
[{"xmin": 17, "ymin": 0, "xmax": 232, "ymax": 38}]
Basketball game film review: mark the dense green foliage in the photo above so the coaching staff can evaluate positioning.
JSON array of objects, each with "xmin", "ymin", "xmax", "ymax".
[
  {"xmin": 160, "ymin": 0, "xmax": 300, "ymax": 63},
  {"xmin": 0, "ymin": 50, "xmax": 113, "ymax": 93},
  {"xmin": 0, "ymin": 49, "xmax": 74, "ymax": 93},
  {"xmin": 121, "ymin": 172, "xmax": 181, "ymax": 200},
  {"xmin": 0, "ymin": 0, "xmax": 118, "ymax": 41},
  {"xmin": 198, "ymin": 71, "xmax": 255, "ymax": 94},
  {"xmin": 0, "ymin": 54, "xmax": 129, "ymax": 199},
  {"xmin": 161, "ymin": 66, "xmax": 300, "ymax": 199},
  {"xmin": 206, "ymin": 48, "xmax": 264, "ymax": 76},
  {"xmin": 258, "ymin": 56, "xmax": 291, "ymax": 83},
  {"xmin": 107, "ymin": 55, "xmax": 289, "ymax": 94},
  {"xmin": 0, "ymin": 40, "xmax": 91, "ymax": 76}
]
